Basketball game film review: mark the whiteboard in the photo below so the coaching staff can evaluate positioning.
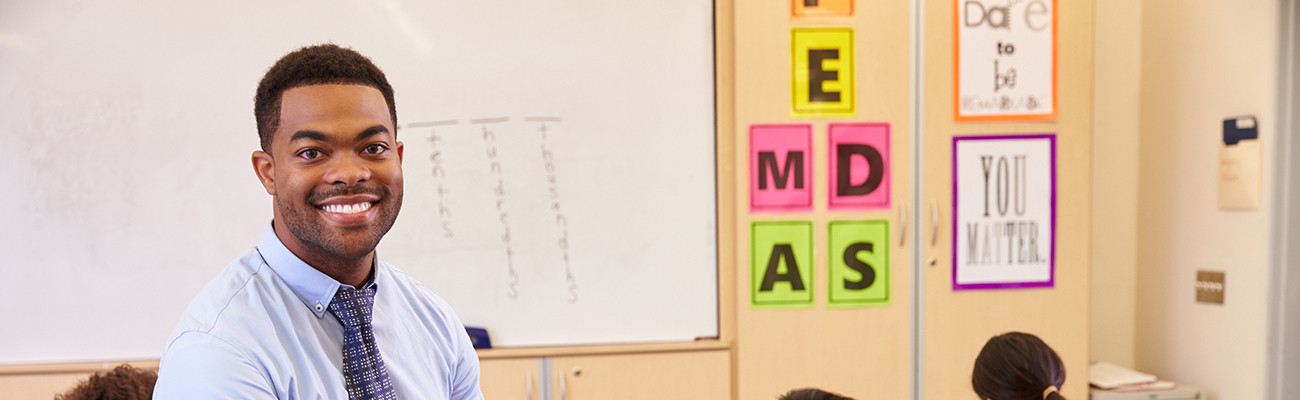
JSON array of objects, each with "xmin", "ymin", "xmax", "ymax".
[{"xmin": 0, "ymin": 0, "xmax": 717, "ymax": 364}]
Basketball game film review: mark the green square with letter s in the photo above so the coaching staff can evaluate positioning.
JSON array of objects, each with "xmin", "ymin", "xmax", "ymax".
[{"xmin": 828, "ymin": 220, "xmax": 889, "ymax": 307}]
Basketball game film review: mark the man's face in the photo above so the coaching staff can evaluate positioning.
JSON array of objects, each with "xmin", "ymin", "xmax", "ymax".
[{"xmin": 256, "ymin": 84, "xmax": 403, "ymax": 261}]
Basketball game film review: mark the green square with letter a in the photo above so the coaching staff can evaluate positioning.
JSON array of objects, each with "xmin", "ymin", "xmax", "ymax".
[{"xmin": 751, "ymin": 221, "xmax": 815, "ymax": 309}]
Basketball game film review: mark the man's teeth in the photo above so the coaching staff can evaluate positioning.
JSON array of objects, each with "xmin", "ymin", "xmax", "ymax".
[{"xmin": 323, "ymin": 203, "xmax": 373, "ymax": 214}]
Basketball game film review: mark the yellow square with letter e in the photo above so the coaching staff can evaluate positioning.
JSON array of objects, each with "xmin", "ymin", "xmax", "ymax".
[{"xmin": 792, "ymin": 28, "xmax": 854, "ymax": 117}]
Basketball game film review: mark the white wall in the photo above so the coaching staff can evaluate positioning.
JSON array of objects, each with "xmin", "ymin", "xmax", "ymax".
[
  {"xmin": 1091, "ymin": 0, "xmax": 1142, "ymax": 369},
  {"xmin": 1135, "ymin": 1, "xmax": 1278, "ymax": 399}
]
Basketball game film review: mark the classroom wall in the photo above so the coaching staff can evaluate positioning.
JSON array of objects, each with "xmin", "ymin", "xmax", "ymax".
[
  {"xmin": 1090, "ymin": 0, "xmax": 1142, "ymax": 369},
  {"xmin": 1135, "ymin": 1, "xmax": 1279, "ymax": 399}
]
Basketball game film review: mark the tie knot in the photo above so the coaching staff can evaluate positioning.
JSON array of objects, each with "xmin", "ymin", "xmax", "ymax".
[{"xmin": 328, "ymin": 285, "xmax": 376, "ymax": 328}]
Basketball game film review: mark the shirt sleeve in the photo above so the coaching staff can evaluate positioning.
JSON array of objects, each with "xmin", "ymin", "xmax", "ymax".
[
  {"xmin": 154, "ymin": 331, "xmax": 278, "ymax": 400},
  {"xmin": 449, "ymin": 317, "xmax": 485, "ymax": 400}
]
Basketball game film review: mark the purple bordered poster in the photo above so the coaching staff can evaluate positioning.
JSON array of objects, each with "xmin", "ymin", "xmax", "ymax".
[{"xmin": 952, "ymin": 134, "xmax": 1056, "ymax": 290}]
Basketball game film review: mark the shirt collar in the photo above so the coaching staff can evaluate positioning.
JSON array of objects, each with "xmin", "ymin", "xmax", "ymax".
[{"xmin": 256, "ymin": 223, "xmax": 381, "ymax": 319}]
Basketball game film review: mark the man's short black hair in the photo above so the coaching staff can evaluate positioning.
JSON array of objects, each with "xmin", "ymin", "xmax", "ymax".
[{"xmin": 254, "ymin": 44, "xmax": 397, "ymax": 151}]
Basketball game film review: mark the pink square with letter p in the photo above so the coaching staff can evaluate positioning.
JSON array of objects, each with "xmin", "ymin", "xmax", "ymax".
[{"xmin": 750, "ymin": 124, "xmax": 813, "ymax": 212}]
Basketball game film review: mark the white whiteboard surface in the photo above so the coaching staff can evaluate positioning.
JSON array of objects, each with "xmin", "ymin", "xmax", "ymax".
[{"xmin": 0, "ymin": 0, "xmax": 717, "ymax": 365}]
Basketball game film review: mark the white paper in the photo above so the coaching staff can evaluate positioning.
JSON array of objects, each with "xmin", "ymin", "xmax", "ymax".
[
  {"xmin": 1218, "ymin": 139, "xmax": 1262, "ymax": 209},
  {"xmin": 957, "ymin": 0, "xmax": 1056, "ymax": 118},
  {"xmin": 953, "ymin": 136, "xmax": 1055, "ymax": 289},
  {"xmin": 1089, "ymin": 362, "xmax": 1158, "ymax": 390}
]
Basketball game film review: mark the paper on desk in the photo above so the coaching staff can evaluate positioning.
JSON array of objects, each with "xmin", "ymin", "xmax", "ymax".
[
  {"xmin": 1113, "ymin": 381, "xmax": 1177, "ymax": 392},
  {"xmin": 1089, "ymin": 362, "xmax": 1157, "ymax": 389}
]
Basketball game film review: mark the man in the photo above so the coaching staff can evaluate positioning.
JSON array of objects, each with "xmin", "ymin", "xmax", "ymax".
[{"xmin": 154, "ymin": 44, "xmax": 483, "ymax": 400}]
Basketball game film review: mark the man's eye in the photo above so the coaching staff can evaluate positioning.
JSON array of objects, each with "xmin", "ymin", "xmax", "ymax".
[
  {"xmin": 299, "ymin": 149, "xmax": 322, "ymax": 159},
  {"xmin": 363, "ymin": 144, "xmax": 386, "ymax": 155}
]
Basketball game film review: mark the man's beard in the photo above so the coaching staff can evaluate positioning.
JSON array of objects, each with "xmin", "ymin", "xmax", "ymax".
[{"xmin": 277, "ymin": 183, "xmax": 402, "ymax": 261}]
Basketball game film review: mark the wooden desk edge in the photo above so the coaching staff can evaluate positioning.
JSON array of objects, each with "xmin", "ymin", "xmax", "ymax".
[
  {"xmin": 476, "ymin": 339, "xmax": 733, "ymax": 359},
  {"xmin": 0, "ymin": 360, "xmax": 161, "ymax": 376}
]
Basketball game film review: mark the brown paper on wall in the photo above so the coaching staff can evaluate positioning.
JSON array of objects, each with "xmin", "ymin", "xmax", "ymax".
[{"xmin": 1218, "ymin": 139, "xmax": 1262, "ymax": 210}]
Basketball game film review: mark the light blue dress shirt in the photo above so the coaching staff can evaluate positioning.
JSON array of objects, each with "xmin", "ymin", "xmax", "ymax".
[{"xmin": 154, "ymin": 225, "xmax": 484, "ymax": 400}]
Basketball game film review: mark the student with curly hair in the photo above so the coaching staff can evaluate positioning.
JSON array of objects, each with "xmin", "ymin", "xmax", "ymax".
[
  {"xmin": 56, "ymin": 364, "xmax": 157, "ymax": 400},
  {"xmin": 972, "ymin": 332, "xmax": 1068, "ymax": 400}
]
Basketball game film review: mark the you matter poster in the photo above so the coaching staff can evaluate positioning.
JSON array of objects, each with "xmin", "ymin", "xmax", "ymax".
[{"xmin": 952, "ymin": 135, "xmax": 1055, "ymax": 290}]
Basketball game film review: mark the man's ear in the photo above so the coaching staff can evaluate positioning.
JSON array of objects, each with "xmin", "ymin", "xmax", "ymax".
[
  {"xmin": 396, "ymin": 140, "xmax": 405, "ymax": 164},
  {"xmin": 252, "ymin": 150, "xmax": 276, "ymax": 196}
]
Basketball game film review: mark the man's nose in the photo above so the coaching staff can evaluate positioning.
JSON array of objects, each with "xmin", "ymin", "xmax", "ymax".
[{"xmin": 324, "ymin": 153, "xmax": 372, "ymax": 185}]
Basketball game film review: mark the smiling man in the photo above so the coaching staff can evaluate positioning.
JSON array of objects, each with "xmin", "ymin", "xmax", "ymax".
[{"xmin": 154, "ymin": 45, "xmax": 483, "ymax": 400}]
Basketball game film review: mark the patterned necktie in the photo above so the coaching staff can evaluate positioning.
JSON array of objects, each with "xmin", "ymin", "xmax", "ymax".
[{"xmin": 328, "ymin": 285, "xmax": 398, "ymax": 400}]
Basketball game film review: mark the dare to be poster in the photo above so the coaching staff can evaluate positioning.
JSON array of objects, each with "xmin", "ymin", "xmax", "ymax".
[{"xmin": 956, "ymin": 0, "xmax": 1057, "ymax": 121}]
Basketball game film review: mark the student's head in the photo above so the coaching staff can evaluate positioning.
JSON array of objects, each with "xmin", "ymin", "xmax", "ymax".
[
  {"xmin": 779, "ymin": 388, "xmax": 855, "ymax": 400},
  {"xmin": 55, "ymin": 364, "xmax": 157, "ymax": 400},
  {"xmin": 252, "ymin": 44, "xmax": 404, "ymax": 263},
  {"xmin": 972, "ymin": 332, "xmax": 1067, "ymax": 400}
]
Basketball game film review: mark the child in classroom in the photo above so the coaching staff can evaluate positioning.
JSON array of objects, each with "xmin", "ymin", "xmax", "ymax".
[
  {"xmin": 778, "ymin": 388, "xmax": 855, "ymax": 400},
  {"xmin": 972, "ymin": 332, "xmax": 1068, "ymax": 400},
  {"xmin": 55, "ymin": 364, "xmax": 157, "ymax": 400}
]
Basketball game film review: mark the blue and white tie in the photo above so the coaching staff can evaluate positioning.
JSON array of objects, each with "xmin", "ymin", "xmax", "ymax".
[{"xmin": 329, "ymin": 285, "xmax": 398, "ymax": 400}]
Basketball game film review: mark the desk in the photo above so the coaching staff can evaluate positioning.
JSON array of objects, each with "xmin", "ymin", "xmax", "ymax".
[{"xmin": 1091, "ymin": 386, "xmax": 1203, "ymax": 400}]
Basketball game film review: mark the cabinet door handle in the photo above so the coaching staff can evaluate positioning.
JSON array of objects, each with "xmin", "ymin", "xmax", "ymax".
[
  {"xmin": 899, "ymin": 204, "xmax": 908, "ymax": 247},
  {"xmin": 526, "ymin": 371, "xmax": 533, "ymax": 400},
  {"xmin": 559, "ymin": 370, "xmax": 567, "ymax": 400},
  {"xmin": 929, "ymin": 200, "xmax": 939, "ymax": 247}
]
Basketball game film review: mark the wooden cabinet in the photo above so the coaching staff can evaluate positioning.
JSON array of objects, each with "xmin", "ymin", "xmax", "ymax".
[
  {"xmin": 731, "ymin": 0, "xmax": 915, "ymax": 399},
  {"xmin": 726, "ymin": 0, "xmax": 1094, "ymax": 397},
  {"xmin": 917, "ymin": 1, "xmax": 1093, "ymax": 399},
  {"xmin": 550, "ymin": 351, "xmax": 731, "ymax": 400},
  {"xmin": 480, "ymin": 357, "xmax": 543, "ymax": 400},
  {"xmin": 479, "ymin": 350, "xmax": 731, "ymax": 400}
]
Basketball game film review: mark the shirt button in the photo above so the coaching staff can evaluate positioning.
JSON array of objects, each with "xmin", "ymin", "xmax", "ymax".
[{"xmin": 315, "ymin": 304, "xmax": 324, "ymax": 312}]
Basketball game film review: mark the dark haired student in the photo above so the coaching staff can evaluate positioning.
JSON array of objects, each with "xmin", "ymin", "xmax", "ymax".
[
  {"xmin": 972, "ymin": 332, "xmax": 1068, "ymax": 400},
  {"xmin": 154, "ymin": 44, "xmax": 483, "ymax": 399}
]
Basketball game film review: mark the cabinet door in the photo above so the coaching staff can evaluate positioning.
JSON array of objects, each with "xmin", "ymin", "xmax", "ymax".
[
  {"xmin": 548, "ymin": 350, "xmax": 730, "ymax": 400},
  {"xmin": 480, "ymin": 357, "xmax": 541, "ymax": 400},
  {"xmin": 919, "ymin": 0, "xmax": 1092, "ymax": 399},
  {"xmin": 732, "ymin": 0, "xmax": 915, "ymax": 399}
]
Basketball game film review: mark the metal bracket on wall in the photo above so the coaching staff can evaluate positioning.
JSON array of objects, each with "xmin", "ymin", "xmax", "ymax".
[
  {"xmin": 900, "ymin": 204, "xmax": 908, "ymax": 247},
  {"xmin": 538, "ymin": 357, "xmax": 552, "ymax": 400}
]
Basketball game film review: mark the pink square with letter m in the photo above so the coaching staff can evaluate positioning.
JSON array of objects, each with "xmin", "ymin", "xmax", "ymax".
[{"xmin": 750, "ymin": 124, "xmax": 813, "ymax": 212}]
